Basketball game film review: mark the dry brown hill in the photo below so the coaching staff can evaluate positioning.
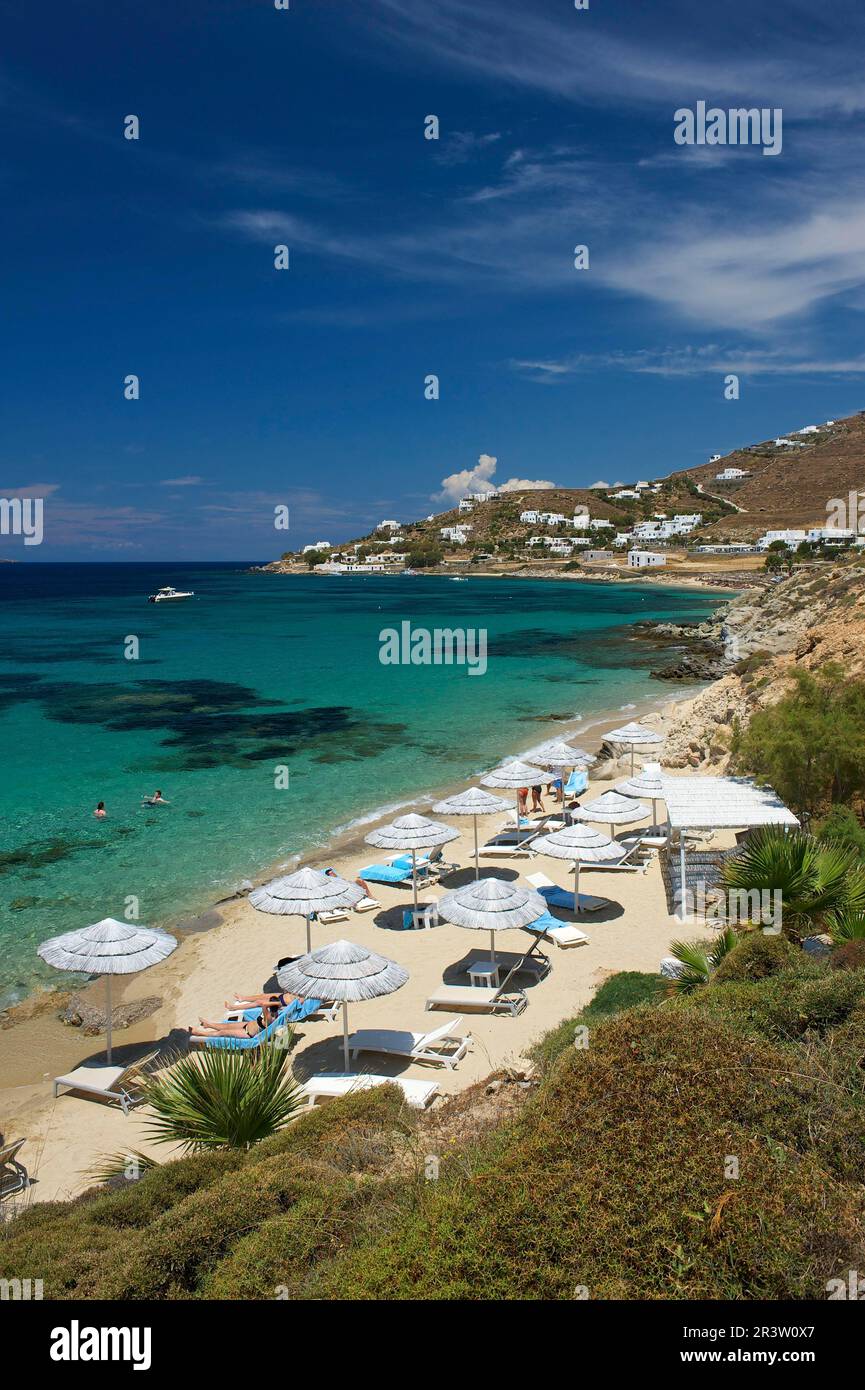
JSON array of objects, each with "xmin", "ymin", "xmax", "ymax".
[{"xmin": 670, "ymin": 410, "xmax": 865, "ymax": 539}]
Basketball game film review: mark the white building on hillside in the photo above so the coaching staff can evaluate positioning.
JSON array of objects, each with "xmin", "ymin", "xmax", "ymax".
[
  {"xmin": 440, "ymin": 524, "xmax": 472, "ymax": 544},
  {"xmin": 377, "ymin": 519, "xmax": 401, "ymax": 532},
  {"xmin": 715, "ymin": 467, "xmax": 749, "ymax": 481},
  {"xmin": 628, "ymin": 550, "xmax": 666, "ymax": 568},
  {"xmin": 756, "ymin": 530, "xmax": 808, "ymax": 551},
  {"xmin": 303, "ymin": 540, "xmax": 332, "ymax": 552}
]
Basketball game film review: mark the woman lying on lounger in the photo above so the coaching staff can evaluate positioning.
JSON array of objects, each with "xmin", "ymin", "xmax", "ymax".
[
  {"xmin": 225, "ymin": 987, "xmax": 296, "ymax": 1013},
  {"xmin": 189, "ymin": 999, "xmax": 282, "ymax": 1041}
]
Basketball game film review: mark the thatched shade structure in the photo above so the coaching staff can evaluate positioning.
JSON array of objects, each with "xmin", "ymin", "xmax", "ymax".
[
  {"xmin": 433, "ymin": 787, "xmax": 510, "ymax": 879},
  {"xmin": 277, "ymin": 939, "xmax": 408, "ymax": 1071},
  {"xmin": 606, "ymin": 720, "xmax": 664, "ymax": 775},
  {"xmin": 365, "ymin": 814, "xmax": 459, "ymax": 915},
  {"xmin": 569, "ymin": 789, "xmax": 648, "ymax": 839},
  {"xmin": 250, "ymin": 866, "xmax": 364, "ymax": 951},
  {"xmin": 616, "ymin": 762, "xmax": 666, "ymax": 828},
  {"xmin": 37, "ymin": 917, "xmax": 177, "ymax": 1063},
  {"xmin": 436, "ymin": 876, "xmax": 546, "ymax": 963},
  {"xmin": 535, "ymin": 822, "xmax": 625, "ymax": 913},
  {"xmin": 481, "ymin": 758, "xmax": 548, "ymax": 830},
  {"xmin": 530, "ymin": 739, "xmax": 595, "ymax": 807}
]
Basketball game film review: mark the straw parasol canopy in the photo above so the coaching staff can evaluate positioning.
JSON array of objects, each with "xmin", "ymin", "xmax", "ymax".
[
  {"xmin": 37, "ymin": 917, "xmax": 177, "ymax": 1063},
  {"xmin": 437, "ymin": 876, "xmax": 546, "ymax": 963},
  {"xmin": 276, "ymin": 939, "xmax": 408, "ymax": 1071},
  {"xmin": 616, "ymin": 762, "xmax": 666, "ymax": 828},
  {"xmin": 530, "ymin": 739, "xmax": 596, "ymax": 807},
  {"xmin": 569, "ymin": 789, "xmax": 649, "ymax": 839},
  {"xmin": 365, "ymin": 814, "xmax": 460, "ymax": 914},
  {"xmin": 249, "ymin": 867, "xmax": 364, "ymax": 951},
  {"xmin": 433, "ymin": 787, "xmax": 511, "ymax": 879},
  {"xmin": 481, "ymin": 758, "xmax": 549, "ymax": 829},
  {"xmin": 535, "ymin": 822, "xmax": 625, "ymax": 913},
  {"xmin": 606, "ymin": 720, "xmax": 664, "ymax": 774}
]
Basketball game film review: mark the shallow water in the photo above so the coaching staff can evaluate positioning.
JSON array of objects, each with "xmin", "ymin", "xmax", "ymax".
[{"xmin": 0, "ymin": 562, "xmax": 722, "ymax": 1004}]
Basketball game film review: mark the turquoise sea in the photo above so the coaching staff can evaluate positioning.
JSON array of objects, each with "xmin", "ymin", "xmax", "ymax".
[{"xmin": 0, "ymin": 563, "xmax": 723, "ymax": 1005}]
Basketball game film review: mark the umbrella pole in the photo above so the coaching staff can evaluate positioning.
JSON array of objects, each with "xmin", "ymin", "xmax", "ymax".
[
  {"xmin": 515, "ymin": 791, "xmax": 520, "ymax": 831},
  {"xmin": 574, "ymin": 859, "xmax": 581, "ymax": 914},
  {"xmin": 342, "ymin": 1003, "xmax": 350, "ymax": 1073},
  {"xmin": 412, "ymin": 847, "xmax": 419, "ymax": 919},
  {"xmin": 489, "ymin": 928, "xmax": 496, "ymax": 965},
  {"xmin": 473, "ymin": 816, "xmax": 479, "ymax": 880},
  {"xmin": 105, "ymin": 975, "xmax": 113, "ymax": 1065},
  {"xmin": 305, "ymin": 914, "xmax": 312, "ymax": 953},
  {"xmin": 679, "ymin": 833, "xmax": 688, "ymax": 921}
]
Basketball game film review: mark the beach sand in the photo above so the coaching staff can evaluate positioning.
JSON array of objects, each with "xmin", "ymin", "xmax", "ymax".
[{"xmin": 0, "ymin": 698, "xmax": 712, "ymax": 1205}]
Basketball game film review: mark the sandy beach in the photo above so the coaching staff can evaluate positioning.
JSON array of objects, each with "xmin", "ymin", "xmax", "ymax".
[{"xmin": 0, "ymin": 692, "xmax": 713, "ymax": 1205}]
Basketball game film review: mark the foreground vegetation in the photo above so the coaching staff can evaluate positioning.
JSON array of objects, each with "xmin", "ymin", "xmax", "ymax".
[{"xmin": 4, "ymin": 944, "xmax": 865, "ymax": 1300}]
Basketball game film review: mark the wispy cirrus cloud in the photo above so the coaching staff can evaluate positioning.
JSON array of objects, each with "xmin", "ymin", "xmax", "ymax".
[{"xmin": 512, "ymin": 345, "xmax": 865, "ymax": 382}]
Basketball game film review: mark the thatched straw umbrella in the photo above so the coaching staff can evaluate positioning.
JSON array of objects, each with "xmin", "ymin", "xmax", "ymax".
[
  {"xmin": 531, "ymin": 739, "xmax": 595, "ymax": 805},
  {"xmin": 365, "ymin": 814, "xmax": 459, "ymax": 917},
  {"xmin": 432, "ymin": 787, "xmax": 511, "ymax": 879},
  {"xmin": 37, "ymin": 918, "xmax": 177, "ymax": 1063},
  {"xmin": 616, "ymin": 762, "xmax": 666, "ymax": 829},
  {"xmin": 249, "ymin": 866, "xmax": 364, "ymax": 951},
  {"xmin": 606, "ymin": 720, "xmax": 664, "ymax": 775},
  {"xmin": 481, "ymin": 758, "xmax": 548, "ymax": 830},
  {"xmin": 569, "ymin": 789, "xmax": 649, "ymax": 840},
  {"xmin": 535, "ymin": 822, "xmax": 625, "ymax": 913},
  {"xmin": 277, "ymin": 939, "xmax": 408, "ymax": 1072},
  {"xmin": 436, "ymin": 876, "xmax": 546, "ymax": 964}
]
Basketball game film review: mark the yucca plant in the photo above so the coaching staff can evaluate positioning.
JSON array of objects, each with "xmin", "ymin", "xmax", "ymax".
[
  {"xmin": 667, "ymin": 928, "xmax": 739, "ymax": 993},
  {"xmin": 138, "ymin": 1042, "xmax": 305, "ymax": 1152},
  {"xmin": 722, "ymin": 828, "xmax": 865, "ymax": 939}
]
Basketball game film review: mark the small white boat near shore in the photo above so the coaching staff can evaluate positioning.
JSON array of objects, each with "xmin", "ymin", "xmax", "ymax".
[{"xmin": 148, "ymin": 585, "xmax": 194, "ymax": 603}]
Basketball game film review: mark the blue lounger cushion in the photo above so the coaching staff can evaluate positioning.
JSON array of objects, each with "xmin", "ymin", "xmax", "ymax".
[
  {"xmin": 536, "ymin": 884, "xmax": 575, "ymax": 911},
  {"xmin": 523, "ymin": 910, "xmax": 565, "ymax": 938},
  {"xmin": 359, "ymin": 863, "xmax": 411, "ymax": 883}
]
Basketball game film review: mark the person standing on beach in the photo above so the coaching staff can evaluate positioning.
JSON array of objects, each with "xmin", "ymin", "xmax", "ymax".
[
  {"xmin": 517, "ymin": 787, "xmax": 528, "ymax": 818},
  {"xmin": 531, "ymin": 784, "xmax": 545, "ymax": 813}
]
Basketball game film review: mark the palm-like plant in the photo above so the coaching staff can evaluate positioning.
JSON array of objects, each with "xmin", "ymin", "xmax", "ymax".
[
  {"xmin": 722, "ymin": 828, "xmax": 865, "ymax": 939},
  {"xmin": 139, "ymin": 1042, "xmax": 305, "ymax": 1152},
  {"xmin": 826, "ymin": 910, "xmax": 865, "ymax": 944},
  {"xmin": 667, "ymin": 927, "xmax": 739, "ymax": 993}
]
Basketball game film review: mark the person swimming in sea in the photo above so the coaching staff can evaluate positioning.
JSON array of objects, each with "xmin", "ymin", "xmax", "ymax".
[
  {"xmin": 94, "ymin": 801, "xmax": 107, "ymax": 819},
  {"xmin": 142, "ymin": 789, "xmax": 169, "ymax": 806}
]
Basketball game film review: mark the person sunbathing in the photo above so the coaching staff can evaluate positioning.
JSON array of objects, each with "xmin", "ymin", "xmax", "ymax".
[
  {"xmin": 225, "ymin": 988, "xmax": 296, "ymax": 1012},
  {"xmin": 189, "ymin": 1000, "xmax": 282, "ymax": 1040}
]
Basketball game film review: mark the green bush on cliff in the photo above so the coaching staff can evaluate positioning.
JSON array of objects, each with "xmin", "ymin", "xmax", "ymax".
[{"xmin": 4, "ymin": 968, "xmax": 865, "ymax": 1301}]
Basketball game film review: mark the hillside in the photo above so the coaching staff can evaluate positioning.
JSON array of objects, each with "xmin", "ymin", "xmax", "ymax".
[
  {"xmin": 670, "ymin": 411, "xmax": 865, "ymax": 540},
  {"xmin": 4, "ymin": 958, "xmax": 865, "ymax": 1300}
]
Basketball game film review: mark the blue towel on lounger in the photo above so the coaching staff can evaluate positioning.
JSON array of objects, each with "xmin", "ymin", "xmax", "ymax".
[
  {"xmin": 523, "ymin": 910, "xmax": 564, "ymax": 938},
  {"xmin": 359, "ymin": 863, "xmax": 411, "ymax": 883},
  {"xmin": 536, "ymin": 884, "xmax": 575, "ymax": 912}
]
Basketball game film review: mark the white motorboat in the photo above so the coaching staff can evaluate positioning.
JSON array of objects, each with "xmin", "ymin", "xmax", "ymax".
[{"xmin": 148, "ymin": 585, "xmax": 194, "ymax": 603}]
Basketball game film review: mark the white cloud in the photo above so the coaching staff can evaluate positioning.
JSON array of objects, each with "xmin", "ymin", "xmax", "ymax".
[
  {"xmin": 512, "ymin": 344, "xmax": 865, "ymax": 382},
  {"xmin": 160, "ymin": 475, "xmax": 205, "ymax": 486},
  {"xmin": 435, "ymin": 454, "xmax": 554, "ymax": 504}
]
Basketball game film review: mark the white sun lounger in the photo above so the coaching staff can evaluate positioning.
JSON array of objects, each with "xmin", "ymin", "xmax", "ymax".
[
  {"xmin": 425, "ymin": 984, "xmax": 528, "ymax": 1016},
  {"xmin": 523, "ymin": 918, "xmax": 589, "ymax": 949},
  {"xmin": 53, "ymin": 1050, "xmax": 159, "ymax": 1116},
  {"xmin": 480, "ymin": 836, "xmax": 538, "ymax": 859},
  {"xmin": 354, "ymin": 896, "xmax": 381, "ymax": 913},
  {"xmin": 301, "ymin": 1073, "xmax": 439, "ymax": 1109},
  {"xmin": 573, "ymin": 842, "xmax": 650, "ymax": 874},
  {"xmin": 349, "ymin": 1016, "xmax": 471, "ymax": 1070},
  {"xmin": 315, "ymin": 908, "xmax": 349, "ymax": 925},
  {"xmin": 526, "ymin": 871, "xmax": 606, "ymax": 916}
]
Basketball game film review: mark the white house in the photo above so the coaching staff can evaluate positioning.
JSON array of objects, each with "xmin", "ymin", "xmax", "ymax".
[
  {"xmin": 806, "ymin": 527, "xmax": 856, "ymax": 545},
  {"xmin": 583, "ymin": 549, "xmax": 614, "ymax": 563},
  {"xmin": 377, "ymin": 519, "xmax": 401, "ymax": 532},
  {"xmin": 440, "ymin": 525, "xmax": 472, "ymax": 544},
  {"xmin": 611, "ymin": 489, "xmax": 640, "ymax": 500},
  {"xmin": 795, "ymin": 425, "xmax": 820, "ymax": 435},
  {"xmin": 303, "ymin": 540, "xmax": 332, "ymax": 553},
  {"xmin": 628, "ymin": 550, "xmax": 666, "ymax": 568},
  {"xmin": 709, "ymin": 454, "xmax": 721, "ymax": 462},
  {"xmin": 544, "ymin": 536, "xmax": 575, "ymax": 554},
  {"xmin": 774, "ymin": 438, "xmax": 805, "ymax": 448},
  {"xmin": 715, "ymin": 467, "xmax": 749, "ymax": 481},
  {"xmin": 756, "ymin": 530, "xmax": 809, "ymax": 551},
  {"xmin": 519, "ymin": 509, "xmax": 541, "ymax": 525},
  {"xmin": 589, "ymin": 518, "xmax": 614, "ymax": 531}
]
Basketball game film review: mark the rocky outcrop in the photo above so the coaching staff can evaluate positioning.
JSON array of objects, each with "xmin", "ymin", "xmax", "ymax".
[
  {"xmin": 60, "ymin": 994, "xmax": 162, "ymax": 1036},
  {"xmin": 658, "ymin": 557, "xmax": 865, "ymax": 769}
]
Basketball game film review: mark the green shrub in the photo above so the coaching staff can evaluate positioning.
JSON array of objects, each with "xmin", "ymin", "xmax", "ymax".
[
  {"xmin": 527, "ymin": 971, "xmax": 660, "ymax": 1074},
  {"xmin": 817, "ymin": 806, "xmax": 865, "ymax": 862},
  {"xmin": 713, "ymin": 932, "xmax": 798, "ymax": 983}
]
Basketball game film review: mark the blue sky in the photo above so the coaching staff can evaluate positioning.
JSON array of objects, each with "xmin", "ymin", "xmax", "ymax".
[{"xmin": 5, "ymin": 0, "xmax": 865, "ymax": 560}]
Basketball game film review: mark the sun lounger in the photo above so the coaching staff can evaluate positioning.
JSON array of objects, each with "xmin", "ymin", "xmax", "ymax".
[
  {"xmin": 349, "ymin": 1016, "xmax": 471, "ymax": 1070},
  {"xmin": 563, "ymin": 768, "xmax": 589, "ymax": 798},
  {"xmin": 354, "ymin": 895, "xmax": 381, "ymax": 913},
  {"xmin": 314, "ymin": 908, "xmax": 349, "ymax": 925},
  {"xmin": 480, "ymin": 830, "xmax": 538, "ymax": 859},
  {"xmin": 526, "ymin": 871, "xmax": 606, "ymax": 914},
  {"xmin": 301, "ymin": 1073, "xmax": 439, "ymax": 1109},
  {"xmin": 573, "ymin": 842, "xmax": 650, "ymax": 874},
  {"xmin": 53, "ymin": 1050, "xmax": 159, "ymax": 1115},
  {"xmin": 425, "ymin": 984, "xmax": 528, "ymax": 1016},
  {"xmin": 523, "ymin": 910, "xmax": 589, "ymax": 949},
  {"xmin": 227, "ymin": 996, "xmax": 337, "ymax": 1026},
  {"xmin": 359, "ymin": 862, "xmax": 415, "ymax": 885},
  {"xmin": 191, "ymin": 1004, "xmax": 297, "ymax": 1050},
  {"xmin": 0, "ymin": 1138, "xmax": 29, "ymax": 1200}
]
